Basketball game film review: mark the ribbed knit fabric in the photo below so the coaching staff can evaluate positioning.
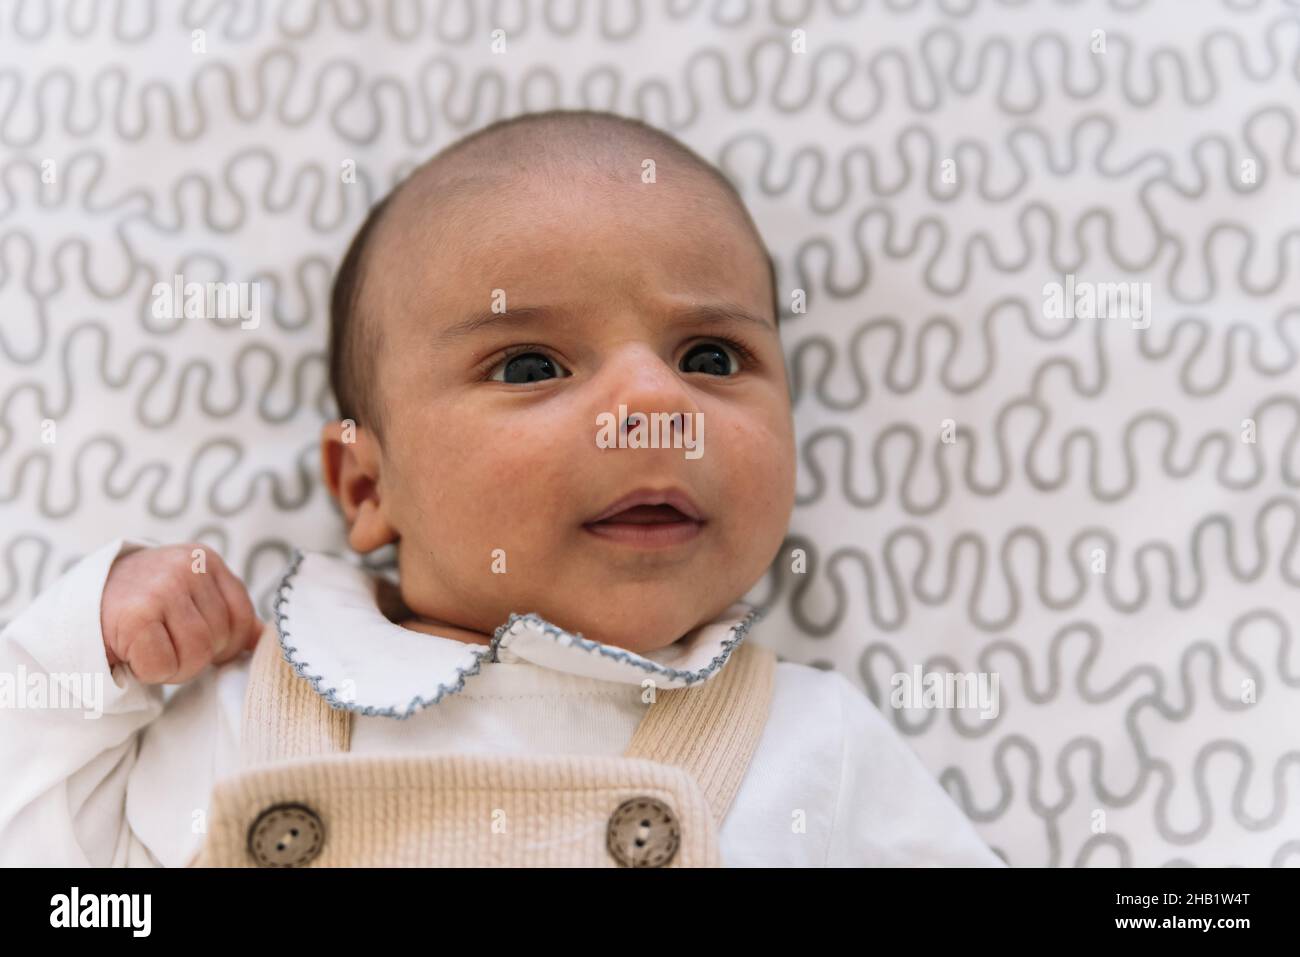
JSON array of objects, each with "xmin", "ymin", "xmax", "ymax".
[
  {"xmin": 239, "ymin": 622, "xmax": 351, "ymax": 766},
  {"xmin": 623, "ymin": 636, "xmax": 774, "ymax": 827},
  {"xmin": 191, "ymin": 619, "xmax": 775, "ymax": 867}
]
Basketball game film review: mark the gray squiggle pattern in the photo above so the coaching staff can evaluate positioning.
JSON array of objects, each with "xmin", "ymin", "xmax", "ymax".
[{"xmin": 1, "ymin": 0, "xmax": 1297, "ymax": 867}]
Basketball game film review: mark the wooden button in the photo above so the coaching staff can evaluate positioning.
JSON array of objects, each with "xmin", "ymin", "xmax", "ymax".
[
  {"xmin": 606, "ymin": 796, "xmax": 681, "ymax": 867},
  {"xmin": 247, "ymin": 803, "xmax": 325, "ymax": 867}
]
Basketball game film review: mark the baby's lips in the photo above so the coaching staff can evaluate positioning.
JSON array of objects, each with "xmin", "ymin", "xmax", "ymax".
[{"xmin": 584, "ymin": 486, "xmax": 705, "ymax": 524}]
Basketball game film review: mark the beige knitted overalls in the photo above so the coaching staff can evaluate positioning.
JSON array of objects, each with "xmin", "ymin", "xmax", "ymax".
[{"xmin": 190, "ymin": 620, "xmax": 776, "ymax": 867}]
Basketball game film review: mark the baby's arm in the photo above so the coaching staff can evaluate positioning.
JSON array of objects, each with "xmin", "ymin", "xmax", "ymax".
[
  {"xmin": 0, "ymin": 539, "xmax": 259, "ymax": 866},
  {"xmin": 823, "ymin": 671, "xmax": 1006, "ymax": 867}
]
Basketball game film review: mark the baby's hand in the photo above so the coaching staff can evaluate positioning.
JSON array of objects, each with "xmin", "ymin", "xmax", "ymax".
[{"xmin": 100, "ymin": 544, "xmax": 264, "ymax": 684}]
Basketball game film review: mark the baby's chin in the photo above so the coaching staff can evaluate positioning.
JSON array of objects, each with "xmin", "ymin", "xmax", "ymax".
[{"xmin": 514, "ymin": 528, "xmax": 775, "ymax": 651}]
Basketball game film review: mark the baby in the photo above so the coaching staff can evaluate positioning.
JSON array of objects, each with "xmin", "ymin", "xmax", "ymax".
[{"xmin": 0, "ymin": 110, "xmax": 1002, "ymax": 867}]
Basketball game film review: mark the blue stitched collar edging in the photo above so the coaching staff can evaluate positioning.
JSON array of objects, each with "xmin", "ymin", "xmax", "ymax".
[{"xmin": 270, "ymin": 547, "xmax": 766, "ymax": 721}]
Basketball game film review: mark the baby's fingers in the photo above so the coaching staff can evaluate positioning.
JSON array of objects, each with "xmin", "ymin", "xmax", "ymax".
[
  {"xmin": 210, "ymin": 561, "xmax": 263, "ymax": 662},
  {"xmin": 121, "ymin": 620, "xmax": 180, "ymax": 684},
  {"xmin": 187, "ymin": 567, "xmax": 233, "ymax": 661},
  {"xmin": 158, "ymin": 593, "xmax": 215, "ymax": 684}
]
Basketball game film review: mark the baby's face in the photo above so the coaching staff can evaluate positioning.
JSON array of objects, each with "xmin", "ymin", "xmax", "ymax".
[{"xmin": 336, "ymin": 167, "xmax": 794, "ymax": 652}]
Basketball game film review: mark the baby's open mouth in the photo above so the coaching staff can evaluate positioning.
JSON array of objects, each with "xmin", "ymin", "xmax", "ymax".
[
  {"xmin": 591, "ymin": 504, "xmax": 692, "ymax": 524},
  {"xmin": 582, "ymin": 489, "xmax": 706, "ymax": 548}
]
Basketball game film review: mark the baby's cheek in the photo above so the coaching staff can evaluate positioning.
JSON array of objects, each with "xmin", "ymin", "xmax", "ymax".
[
  {"xmin": 711, "ymin": 417, "xmax": 794, "ymax": 562},
  {"xmin": 717, "ymin": 411, "xmax": 795, "ymax": 497},
  {"xmin": 450, "ymin": 447, "xmax": 562, "ymax": 554}
]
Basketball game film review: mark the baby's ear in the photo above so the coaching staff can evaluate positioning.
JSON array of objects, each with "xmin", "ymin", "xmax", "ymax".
[
  {"xmin": 319, "ymin": 420, "xmax": 397, "ymax": 552},
  {"xmin": 320, "ymin": 419, "xmax": 360, "ymax": 500}
]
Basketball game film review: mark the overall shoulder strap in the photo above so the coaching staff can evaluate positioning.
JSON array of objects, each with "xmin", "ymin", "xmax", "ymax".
[
  {"xmin": 621, "ymin": 639, "xmax": 777, "ymax": 828},
  {"xmin": 241, "ymin": 620, "xmax": 351, "ymax": 767}
]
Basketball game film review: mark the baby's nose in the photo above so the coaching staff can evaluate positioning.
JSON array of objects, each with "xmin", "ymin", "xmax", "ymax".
[{"xmin": 607, "ymin": 349, "xmax": 697, "ymax": 419}]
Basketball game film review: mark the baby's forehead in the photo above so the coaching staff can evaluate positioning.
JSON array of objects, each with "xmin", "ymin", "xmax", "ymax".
[
  {"xmin": 382, "ymin": 150, "xmax": 738, "ymax": 252},
  {"xmin": 356, "ymin": 120, "xmax": 775, "ymax": 345},
  {"xmin": 370, "ymin": 162, "xmax": 764, "ymax": 304}
]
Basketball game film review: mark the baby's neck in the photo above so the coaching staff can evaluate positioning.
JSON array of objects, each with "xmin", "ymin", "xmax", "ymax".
[
  {"xmin": 397, "ymin": 613, "xmax": 494, "ymax": 647},
  {"xmin": 376, "ymin": 576, "xmax": 494, "ymax": 647}
]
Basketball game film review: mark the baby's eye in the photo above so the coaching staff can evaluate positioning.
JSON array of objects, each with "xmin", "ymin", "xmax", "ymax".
[
  {"xmin": 680, "ymin": 341, "xmax": 742, "ymax": 376},
  {"xmin": 488, "ymin": 350, "xmax": 570, "ymax": 384}
]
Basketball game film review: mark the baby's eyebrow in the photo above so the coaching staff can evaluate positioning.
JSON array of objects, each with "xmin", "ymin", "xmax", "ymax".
[
  {"xmin": 433, "ymin": 302, "xmax": 775, "ymax": 344},
  {"xmin": 434, "ymin": 305, "xmax": 557, "ymax": 344}
]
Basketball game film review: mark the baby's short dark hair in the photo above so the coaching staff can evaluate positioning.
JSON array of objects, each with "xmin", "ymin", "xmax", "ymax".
[{"xmin": 328, "ymin": 109, "xmax": 780, "ymax": 443}]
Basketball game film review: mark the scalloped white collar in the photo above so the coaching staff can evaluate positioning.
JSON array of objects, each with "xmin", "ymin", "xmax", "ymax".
[{"xmin": 269, "ymin": 549, "xmax": 764, "ymax": 720}]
